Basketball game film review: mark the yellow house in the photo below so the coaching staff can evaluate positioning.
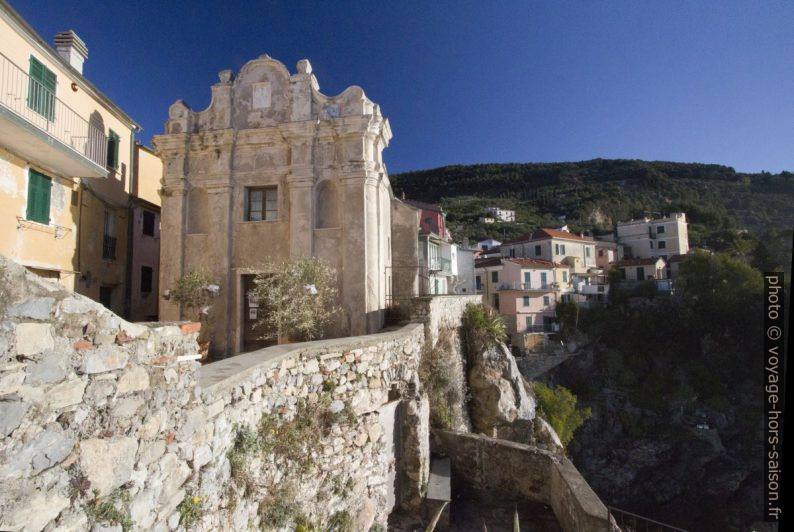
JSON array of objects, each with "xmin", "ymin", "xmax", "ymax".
[{"xmin": 0, "ymin": 0, "xmax": 161, "ymax": 318}]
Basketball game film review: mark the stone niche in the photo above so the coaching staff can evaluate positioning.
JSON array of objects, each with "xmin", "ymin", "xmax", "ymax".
[{"xmin": 154, "ymin": 54, "xmax": 395, "ymax": 355}]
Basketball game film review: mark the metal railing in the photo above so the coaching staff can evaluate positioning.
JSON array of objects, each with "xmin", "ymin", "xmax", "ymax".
[
  {"xmin": 524, "ymin": 324, "xmax": 557, "ymax": 333},
  {"xmin": 498, "ymin": 282, "xmax": 556, "ymax": 291},
  {"xmin": 607, "ymin": 507, "xmax": 687, "ymax": 532},
  {"xmin": 428, "ymin": 257, "xmax": 452, "ymax": 272},
  {"xmin": 0, "ymin": 52, "xmax": 107, "ymax": 168}
]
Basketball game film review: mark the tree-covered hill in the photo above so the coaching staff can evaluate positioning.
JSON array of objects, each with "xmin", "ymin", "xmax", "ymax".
[{"xmin": 391, "ymin": 159, "xmax": 793, "ymax": 272}]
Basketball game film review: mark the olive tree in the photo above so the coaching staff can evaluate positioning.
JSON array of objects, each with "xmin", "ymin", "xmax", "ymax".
[{"xmin": 251, "ymin": 257, "xmax": 342, "ymax": 342}]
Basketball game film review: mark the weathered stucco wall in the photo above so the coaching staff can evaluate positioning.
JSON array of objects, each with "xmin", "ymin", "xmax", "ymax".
[
  {"xmin": 0, "ymin": 255, "xmax": 435, "ymax": 531},
  {"xmin": 432, "ymin": 430, "xmax": 611, "ymax": 532},
  {"xmin": 154, "ymin": 55, "xmax": 394, "ymax": 355}
]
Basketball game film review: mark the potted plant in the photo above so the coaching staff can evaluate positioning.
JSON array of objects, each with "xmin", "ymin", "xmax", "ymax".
[{"xmin": 169, "ymin": 271, "xmax": 221, "ymax": 360}]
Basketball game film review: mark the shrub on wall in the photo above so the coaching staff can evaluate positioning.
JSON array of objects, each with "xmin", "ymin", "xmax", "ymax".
[
  {"xmin": 461, "ymin": 302, "xmax": 507, "ymax": 353},
  {"xmin": 533, "ymin": 381, "xmax": 591, "ymax": 449},
  {"xmin": 418, "ymin": 327, "xmax": 466, "ymax": 429},
  {"xmin": 169, "ymin": 270, "xmax": 221, "ymax": 321},
  {"xmin": 251, "ymin": 257, "xmax": 343, "ymax": 342}
]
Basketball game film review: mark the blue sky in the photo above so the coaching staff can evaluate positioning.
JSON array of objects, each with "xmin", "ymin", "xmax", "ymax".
[{"xmin": 13, "ymin": 0, "xmax": 793, "ymax": 174}]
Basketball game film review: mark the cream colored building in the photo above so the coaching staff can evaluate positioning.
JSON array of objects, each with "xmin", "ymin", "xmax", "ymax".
[
  {"xmin": 0, "ymin": 1, "xmax": 160, "ymax": 319},
  {"xmin": 154, "ymin": 55, "xmax": 394, "ymax": 355},
  {"xmin": 500, "ymin": 228, "xmax": 597, "ymax": 273},
  {"xmin": 616, "ymin": 213, "xmax": 689, "ymax": 260}
]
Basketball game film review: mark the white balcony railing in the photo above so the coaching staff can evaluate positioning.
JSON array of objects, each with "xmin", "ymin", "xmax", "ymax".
[
  {"xmin": 428, "ymin": 257, "xmax": 452, "ymax": 272},
  {"xmin": 0, "ymin": 52, "xmax": 107, "ymax": 168},
  {"xmin": 498, "ymin": 282, "xmax": 557, "ymax": 291}
]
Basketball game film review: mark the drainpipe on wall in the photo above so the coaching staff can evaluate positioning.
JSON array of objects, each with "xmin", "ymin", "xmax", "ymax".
[{"xmin": 122, "ymin": 129, "xmax": 139, "ymax": 320}]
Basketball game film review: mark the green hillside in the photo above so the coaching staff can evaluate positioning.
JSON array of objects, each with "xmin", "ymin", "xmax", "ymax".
[{"xmin": 390, "ymin": 159, "xmax": 793, "ymax": 272}]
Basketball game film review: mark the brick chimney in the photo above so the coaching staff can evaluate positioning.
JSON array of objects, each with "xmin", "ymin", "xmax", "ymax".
[{"xmin": 54, "ymin": 30, "xmax": 88, "ymax": 74}]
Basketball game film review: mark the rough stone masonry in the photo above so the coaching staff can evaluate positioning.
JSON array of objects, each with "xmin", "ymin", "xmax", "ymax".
[{"xmin": 0, "ymin": 254, "xmax": 464, "ymax": 531}]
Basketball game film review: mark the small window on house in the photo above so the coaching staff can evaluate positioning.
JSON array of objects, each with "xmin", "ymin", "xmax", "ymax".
[
  {"xmin": 246, "ymin": 187, "xmax": 278, "ymax": 221},
  {"xmin": 106, "ymin": 130, "xmax": 120, "ymax": 170},
  {"xmin": 142, "ymin": 210, "xmax": 156, "ymax": 236},
  {"xmin": 525, "ymin": 316, "xmax": 533, "ymax": 329},
  {"xmin": 554, "ymin": 244, "xmax": 560, "ymax": 255},
  {"xmin": 102, "ymin": 210, "xmax": 116, "ymax": 260},
  {"xmin": 657, "ymin": 225, "xmax": 665, "ymax": 234},
  {"xmin": 585, "ymin": 247, "xmax": 591, "ymax": 257},
  {"xmin": 27, "ymin": 56, "xmax": 56, "ymax": 121},
  {"xmin": 560, "ymin": 244, "xmax": 566, "ymax": 255},
  {"xmin": 491, "ymin": 271, "xmax": 499, "ymax": 283},
  {"xmin": 534, "ymin": 245, "xmax": 541, "ymax": 256},
  {"xmin": 509, "ymin": 248, "xmax": 516, "ymax": 258},
  {"xmin": 523, "ymin": 271, "xmax": 531, "ymax": 286},
  {"xmin": 475, "ymin": 275, "xmax": 482, "ymax": 289},
  {"xmin": 562, "ymin": 271, "xmax": 568, "ymax": 282},
  {"xmin": 493, "ymin": 294, "xmax": 500, "ymax": 310},
  {"xmin": 543, "ymin": 295, "xmax": 550, "ymax": 306},
  {"xmin": 26, "ymin": 169, "xmax": 52, "ymax": 224},
  {"xmin": 636, "ymin": 267, "xmax": 645, "ymax": 281},
  {"xmin": 523, "ymin": 295, "xmax": 530, "ymax": 307},
  {"xmin": 140, "ymin": 266, "xmax": 153, "ymax": 293},
  {"xmin": 650, "ymin": 241, "xmax": 654, "ymax": 249},
  {"xmin": 658, "ymin": 240, "xmax": 666, "ymax": 249},
  {"xmin": 598, "ymin": 249, "xmax": 604, "ymax": 257}
]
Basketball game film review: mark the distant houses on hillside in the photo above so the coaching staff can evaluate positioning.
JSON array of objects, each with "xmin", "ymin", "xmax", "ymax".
[{"xmin": 475, "ymin": 213, "xmax": 692, "ymax": 353}]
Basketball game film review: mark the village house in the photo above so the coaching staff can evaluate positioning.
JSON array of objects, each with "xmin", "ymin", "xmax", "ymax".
[
  {"xmin": 613, "ymin": 257, "xmax": 667, "ymax": 282},
  {"xmin": 154, "ymin": 54, "xmax": 395, "ymax": 355},
  {"xmin": 475, "ymin": 256, "xmax": 571, "ymax": 351},
  {"xmin": 407, "ymin": 199, "xmax": 458, "ymax": 295},
  {"xmin": 389, "ymin": 198, "xmax": 475, "ymax": 297},
  {"xmin": 616, "ymin": 212, "xmax": 689, "ymax": 260},
  {"xmin": 0, "ymin": 1, "xmax": 161, "ymax": 319},
  {"xmin": 483, "ymin": 206, "xmax": 515, "ymax": 222},
  {"xmin": 594, "ymin": 239, "xmax": 618, "ymax": 269},
  {"xmin": 500, "ymin": 227, "xmax": 597, "ymax": 273},
  {"xmin": 477, "ymin": 238, "xmax": 501, "ymax": 251}
]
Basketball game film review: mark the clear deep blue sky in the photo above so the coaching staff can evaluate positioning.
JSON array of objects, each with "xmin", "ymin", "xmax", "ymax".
[{"xmin": 13, "ymin": 0, "xmax": 793, "ymax": 174}]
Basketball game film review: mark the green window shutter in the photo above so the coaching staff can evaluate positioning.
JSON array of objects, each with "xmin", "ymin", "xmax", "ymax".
[
  {"xmin": 26, "ymin": 170, "xmax": 52, "ymax": 224},
  {"xmin": 107, "ymin": 130, "xmax": 120, "ymax": 169},
  {"xmin": 27, "ymin": 56, "xmax": 56, "ymax": 121}
]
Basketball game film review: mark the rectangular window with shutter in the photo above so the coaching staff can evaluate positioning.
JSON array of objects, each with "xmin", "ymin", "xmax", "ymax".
[
  {"xmin": 26, "ymin": 169, "xmax": 52, "ymax": 224},
  {"xmin": 27, "ymin": 56, "xmax": 56, "ymax": 121},
  {"xmin": 106, "ymin": 130, "xmax": 120, "ymax": 169}
]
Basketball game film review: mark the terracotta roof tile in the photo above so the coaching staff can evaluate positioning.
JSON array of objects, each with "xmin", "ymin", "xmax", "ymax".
[{"xmin": 503, "ymin": 228, "xmax": 594, "ymax": 245}]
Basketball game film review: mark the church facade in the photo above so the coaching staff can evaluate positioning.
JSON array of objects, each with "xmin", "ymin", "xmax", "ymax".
[{"xmin": 154, "ymin": 55, "xmax": 394, "ymax": 355}]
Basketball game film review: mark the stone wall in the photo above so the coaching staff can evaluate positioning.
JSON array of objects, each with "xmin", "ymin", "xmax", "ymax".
[
  {"xmin": 0, "ymin": 255, "xmax": 432, "ymax": 531},
  {"xmin": 432, "ymin": 429, "xmax": 611, "ymax": 532},
  {"xmin": 1, "ymin": 255, "xmax": 203, "ymax": 532}
]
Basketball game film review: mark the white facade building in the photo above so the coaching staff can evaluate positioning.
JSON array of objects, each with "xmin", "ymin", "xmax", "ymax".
[{"xmin": 616, "ymin": 213, "xmax": 689, "ymax": 260}]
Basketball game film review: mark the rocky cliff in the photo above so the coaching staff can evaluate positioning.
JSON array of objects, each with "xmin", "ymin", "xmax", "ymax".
[{"xmin": 543, "ymin": 347, "xmax": 765, "ymax": 532}]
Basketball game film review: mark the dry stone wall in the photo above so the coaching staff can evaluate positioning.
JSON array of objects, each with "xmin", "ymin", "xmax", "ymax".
[{"xmin": 0, "ymin": 255, "xmax": 441, "ymax": 531}]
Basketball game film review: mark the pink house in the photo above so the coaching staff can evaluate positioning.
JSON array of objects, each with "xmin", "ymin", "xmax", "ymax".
[{"xmin": 475, "ymin": 257, "xmax": 572, "ymax": 349}]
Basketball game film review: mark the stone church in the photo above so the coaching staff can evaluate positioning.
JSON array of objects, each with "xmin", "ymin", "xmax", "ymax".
[{"xmin": 154, "ymin": 55, "xmax": 398, "ymax": 355}]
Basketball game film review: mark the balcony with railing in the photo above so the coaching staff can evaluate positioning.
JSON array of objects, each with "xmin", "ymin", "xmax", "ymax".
[
  {"xmin": 574, "ymin": 281, "xmax": 609, "ymax": 295},
  {"xmin": 0, "ymin": 52, "xmax": 107, "ymax": 178},
  {"xmin": 497, "ymin": 281, "xmax": 558, "ymax": 291},
  {"xmin": 428, "ymin": 257, "xmax": 452, "ymax": 273}
]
